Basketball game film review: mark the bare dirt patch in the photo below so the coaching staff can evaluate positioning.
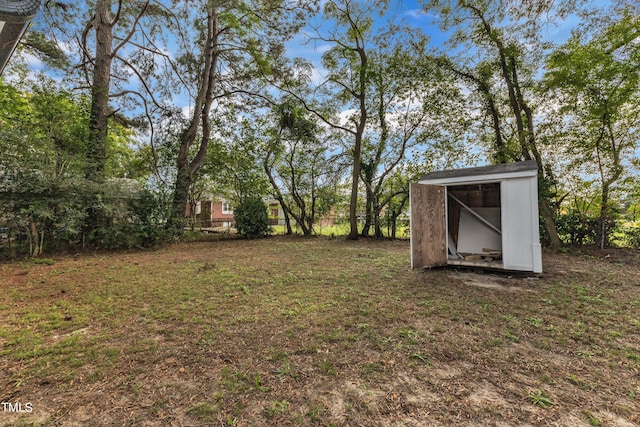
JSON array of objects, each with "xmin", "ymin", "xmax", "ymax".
[
  {"xmin": 448, "ymin": 271, "xmax": 536, "ymax": 292},
  {"xmin": 1, "ymin": 238, "xmax": 639, "ymax": 426}
]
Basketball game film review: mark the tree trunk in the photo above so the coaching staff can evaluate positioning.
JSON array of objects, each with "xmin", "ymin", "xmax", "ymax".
[
  {"xmin": 286, "ymin": 151, "xmax": 312, "ymax": 236},
  {"xmin": 539, "ymin": 194, "xmax": 561, "ymax": 250},
  {"xmin": 361, "ymin": 182, "xmax": 374, "ymax": 237},
  {"xmin": 273, "ymin": 195, "xmax": 294, "ymax": 235},
  {"xmin": 482, "ymin": 11, "xmax": 561, "ymax": 249},
  {"xmin": 168, "ymin": 159, "xmax": 192, "ymax": 235},
  {"xmin": 349, "ymin": 147, "xmax": 361, "ymax": 239},
  {"xmin": 84, "ymin": 0, "xmax": 115, "ymax": 243},
  {"xmin": 86, "ymin": 0, "xmax": 114, "ymax": 183},
  {"xmin": 29, "ymin": 218, "xmax": 42, "ymax": 257},
  {"xmin": 508, "ymin": 54, "xmax": 562, "ymax": 250},
  {"xmin": 373, "ymin": 201, "xmax": 383, "ymax": 238},
  {"xmin": 275, "ymin": 194, "xmax": 293, "ymax": 235},
  {"xmin": 168, "ymin": 4, "xmax": 220, "ymax": 236},
  {"xmin": 596, "ymin": 118, "xmax": 623, "ymax": 250},
  {"xmin": 599, "ymin": 185, "xmax": 609, "ymax": 249},
  {"xmin": 390, "ymin": 213, "xmax": 397, "ymax": 240},
  {"xmin": 392, "ymin": 194, "xmax": 409, "ymax": 240},
  {"xmin": 486, "ymin": 94, "xmax": 506, "ymax": 163},
  {"xmin": 447, "ymin": 63, "xmax": 506, "ymax": 164},
  {"xmin": 348, "ymin": 34, "xmax": 368, "ymax": 241},
  {"xmin": 387, "ymin": 210, "xmax": 391, "ymax": 238},
  {"xmin": 283, "ymin": 206, "xmax": 292, "ymax": 235},
  {"xmin": 264, "ymin": 152, "xmax": 298, "ymax": 236},
  {"xmin": 296, "ymin": 207, "xmax": 311, "ymax": 236}
]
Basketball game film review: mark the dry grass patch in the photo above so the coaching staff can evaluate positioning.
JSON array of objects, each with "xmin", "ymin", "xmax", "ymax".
[{"xmin": 0, "ymin": 237, "xmax": 638, "ymax": 426}]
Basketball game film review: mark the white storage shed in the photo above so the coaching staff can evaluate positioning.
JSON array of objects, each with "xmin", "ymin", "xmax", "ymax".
[{"xmin": 410, "ymin": 160, "xmax": 543, "ymax": 273}]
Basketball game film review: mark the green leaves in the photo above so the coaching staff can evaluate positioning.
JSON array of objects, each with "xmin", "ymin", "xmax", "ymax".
[
  {"xmin": 542, "ymin": 8, "xmax": 640, "ymax": 247},
  {"xmin": 235, "ymin": 197, "xmax": 270, "ymax": 238},
  {"xmin": 20, "ymin": 31, "xmax": 70, "ymax": 69},
  {"xmin": 0, "ymin": 76, "xmax": 160, "ymax": 256}
]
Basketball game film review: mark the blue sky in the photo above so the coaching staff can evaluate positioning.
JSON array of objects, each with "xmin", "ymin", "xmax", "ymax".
[
  {"xmin": 17, "ymin": 0, "xmax": 591, "ymax": 101},
  {"xmin": 15, "ymin": 0, "xmax": 610, "ymax": 142},
  {"xmin": 17, "ymin": 0, "xmax": 603, "ymax": 79},
  {"xmin": 282, "ymin": 0, "xmax": 585, "ymax": 90},
  {"xmin": 283, "ymin": 0, "xmax": 437, "ymax": 83}
]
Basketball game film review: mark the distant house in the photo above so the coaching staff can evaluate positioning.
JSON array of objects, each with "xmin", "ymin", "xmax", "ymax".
[
  {"xmin": 187, "ymin": 196, "xmax": 340, "ymax": 232},
  {"xmin": 185, "ymin": 197, "xmax": 234, "ymax": 229},
  {"xmin": 267, "ymin": 200, "xmax": 285, "ymax": 226}
]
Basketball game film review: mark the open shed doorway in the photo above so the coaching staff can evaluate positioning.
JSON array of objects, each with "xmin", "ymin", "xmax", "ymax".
[{"xmin": 446, "ymin": 182, "xmax": 503, "ymax": 268}]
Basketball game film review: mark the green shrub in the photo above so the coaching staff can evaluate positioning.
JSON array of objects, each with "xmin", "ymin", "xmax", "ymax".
[
  {"xmin": 234, "ymin": 198, "xmax": 269, "ymax": 239},
  {"xmin": 556, "ymin": 210, "xmax": 599, "ymax": 246},
  {"xmin": 624, "ymin": 226, "xmax": 640, "ymax": 248},
  {"xmin": 127, "ymin": 189, "xmax": 171, "ymax": 248},
  {"xmin": 91, "ymin": 187, "xmax": 170, "ymax": 250}
]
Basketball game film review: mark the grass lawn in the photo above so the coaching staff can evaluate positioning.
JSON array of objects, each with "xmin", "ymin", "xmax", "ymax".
[
  {"xmin": 0, "ymin": 236, "xmax": 639, "ymax": 426},
  {"xmin": 269, "ymin": 224, "xmax": 410, "ymax": 239}
]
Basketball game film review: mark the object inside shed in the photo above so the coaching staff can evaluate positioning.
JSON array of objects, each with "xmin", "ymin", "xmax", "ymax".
[{"xmin": 446, "ymin": 182, "xmax": 503, "ymax": 266}]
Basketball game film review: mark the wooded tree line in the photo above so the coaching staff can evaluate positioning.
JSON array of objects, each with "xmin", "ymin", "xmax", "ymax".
[{"xmin": 0, "ymin": 0, "xmax": 639, "ymax": 257}]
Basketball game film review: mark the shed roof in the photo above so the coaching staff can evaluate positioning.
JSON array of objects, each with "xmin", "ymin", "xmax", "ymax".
[
  {"xmin": 419, "ymin": 160, "xmax": 538, "ymax": 183},
  {"xmin": 0, "ymin": 0, "xmax": 41, "ymax": 19},
  {"xmin": 0, "ymin": 0, "xmax": 42, "ymax": 74}
]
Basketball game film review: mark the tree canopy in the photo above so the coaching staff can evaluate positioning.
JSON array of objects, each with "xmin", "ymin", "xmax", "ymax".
[{"xmin": 1, "ymin": 0, "xmax": 639, "ymax": 255}]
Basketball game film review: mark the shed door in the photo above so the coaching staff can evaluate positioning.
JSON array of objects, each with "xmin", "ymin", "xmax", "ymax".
[{"xmin": 410, "ymin": 183, "xmax": 447, "ymax": 269}]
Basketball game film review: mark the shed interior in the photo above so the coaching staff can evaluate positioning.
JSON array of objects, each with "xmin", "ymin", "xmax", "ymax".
[{"xmin": 446, "ymin": 182, "xmax": 503, "ymax": 267}]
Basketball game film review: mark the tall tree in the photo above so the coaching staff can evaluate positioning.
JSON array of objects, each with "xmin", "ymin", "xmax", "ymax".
[
  {"xmin": 165, "ymin": 0, "xmax": 313, "ymax": 235},
  {"xmin": 360, "ymin": 26, "xmax": 456, "ymax": 237},
  {"xmin": 424, "ymin": 0, "xmax": 570, "ymax": 248},
  {"xmin": 274, "ymin": 0, "xmax": 386, "ymax": 239},
  {"xmin": 435, "ymin": 57, "xmax": 510, "ymax": 164},
  {"xmin": 317, "ymin": 0, "xmax": 372, "ymax": 239},
  {"xmin": 73, "ymin": 0, "xmax": 180, "ymax": 242},
  {"xmin": 165, "ymin": 1, "xmax": 219, "ymax": 234},
  {"xmin": 30, "ymin": 0, "xmax": 182, "ymax": 183},
  {"xmin": 545, "ymin": 9, "xmax": 640, "ymax": 248},
  {"xmin": 261, "ymin": 98, "xmax": 338, "ymax": 236},
  {"xmin": 80, "ymin": 0, "xmax": 154, "ymax": 182}
]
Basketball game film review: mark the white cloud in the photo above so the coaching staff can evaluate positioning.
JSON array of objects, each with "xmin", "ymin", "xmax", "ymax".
[
  {"xmin": 58, "ymin": 40, "xmax": 75, "ymax": 56},
  {"xmin": 404, "ymin": 9, "xmax": 426, "ymax": 19},
  {"xmin": 403, "ymin": 8, "xmax": 440, "ymax": 22},
  {"xmin": 337, "ymin": 108, "xmax": 358, "ymax": 127},
  {"xmin": 309, "ymin": 64, "xmax": 326, "ymax": 85},
  {"xmin": 181, "ymin": 105, "xmax": 194, "ymax": 119},
  {"xmin": 24, "ymin": 52, "xmax": 44, "ymax": 67}
]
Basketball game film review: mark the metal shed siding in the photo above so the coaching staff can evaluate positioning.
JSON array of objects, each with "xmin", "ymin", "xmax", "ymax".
[{"xmin": 501, "ymin": 176, "xmax": 541, "ymax": 272}]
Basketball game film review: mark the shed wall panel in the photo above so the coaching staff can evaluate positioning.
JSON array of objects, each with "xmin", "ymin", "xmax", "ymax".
[
  {"xmin": 501, "ymin": 177, "xmax": 536, "ymax": 271},
  {"xmin": 456, "ymin": 208, "xmax": 502, "ymax": 254},
  {"xmin": 410, "ymin": 183, "xmax": 447, "ymax": 268}
]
